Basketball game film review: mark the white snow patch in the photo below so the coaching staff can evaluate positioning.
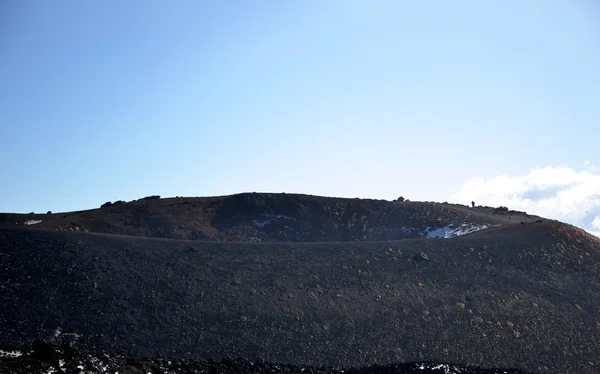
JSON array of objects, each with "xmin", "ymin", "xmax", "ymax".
[
  {"xmin": 23, "ymin": 220, "xmax": 42, "ymax": 225},
  {"xmin": 252, "ymin": 213, "xmax": 295, "ymax": 228},
  {"xmin": 0, "ymin": 350, "xmax": 23, "ymax": 358},
  {"xmin": 89, "ymin": 355, "xmax": 110, "ymax": 373},
  {"xmin": 414, "ymin": 362, "xmax": 465, "ymax": 373},
  {"xmin": 425, "ymin": 224, "xmax": 489, "ymax": 239}
]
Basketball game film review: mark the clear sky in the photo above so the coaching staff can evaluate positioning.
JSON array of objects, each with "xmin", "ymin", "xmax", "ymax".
[{"xmin": 1, "ymin": 1, "xmax": 599, "ymax": 234}]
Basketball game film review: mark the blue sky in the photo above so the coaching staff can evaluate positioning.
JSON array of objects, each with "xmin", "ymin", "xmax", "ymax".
[{"xmin": 1, "ymin": 1, "xmax": 599, "ymax": 227}]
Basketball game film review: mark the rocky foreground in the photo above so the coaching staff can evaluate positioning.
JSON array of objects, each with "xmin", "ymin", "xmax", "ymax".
[
  {"xmin": 0, "ymin": 341, "xmax": 535, "ymax": 374},
  {"xmin": 2, "ymin": 223, "xmax": 599, "ymax": 373}
]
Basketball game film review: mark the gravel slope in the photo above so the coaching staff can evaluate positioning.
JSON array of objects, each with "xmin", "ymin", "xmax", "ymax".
[{"xmin": 1, "ymin": 222, "xmax": 599, "ymax": 373}]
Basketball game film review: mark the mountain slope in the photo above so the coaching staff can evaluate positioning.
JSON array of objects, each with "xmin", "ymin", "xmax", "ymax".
[
  {"xmin": 1, "ymin": 221, "xmax": 599, "ymax": 374},
  {"xmin": 0, "ymin": 193, "xmax": 547, "ymax": 241}
]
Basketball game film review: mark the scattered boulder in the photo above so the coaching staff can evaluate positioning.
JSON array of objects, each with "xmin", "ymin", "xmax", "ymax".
[
  {"xmin": 46, "ymin": 211, "xmax": 52, "ymax": 215},
  {"xmin": 100, "ymin": 201, "xmax": 112, "ymax": 208},
  {"xmin": 415, "ymin": 252, "xmax": 430, "ymax": 262}
]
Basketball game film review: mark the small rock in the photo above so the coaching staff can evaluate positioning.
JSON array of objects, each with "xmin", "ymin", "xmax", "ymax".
[{"xmin": 415, "ymin": 252, "xmax": 430, "ymax": 262}]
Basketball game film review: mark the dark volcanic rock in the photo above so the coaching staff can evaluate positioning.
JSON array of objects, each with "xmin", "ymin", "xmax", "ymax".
[
  {"xmin": 31, "ymin": 340, "xmax": 58, "ymax": 365},
  {"xmin": 415, "ymin": 252, "xmax": 430, "ymax": 261},
  {"xmin": 0, "ymin": 342, "xmax": 536, "ymax": 374},
  {"xmin": 0, "ymin": 193, "xmax": 550, "ymax": 241},
  {"xmin": 1, "ymin": 222, "xmax": 599, "ymax": 374}
]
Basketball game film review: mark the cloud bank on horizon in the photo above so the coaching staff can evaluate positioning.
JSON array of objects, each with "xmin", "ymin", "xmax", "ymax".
[{"xmin": 453, "ymin": 161, "xmax": 600, "ymax": 238}]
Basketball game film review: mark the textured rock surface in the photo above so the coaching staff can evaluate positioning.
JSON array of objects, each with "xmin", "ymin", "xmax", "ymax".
[
  {"xmin": 1, "ymin": 221, "xmax": 599, "ymax": 374},
  {"xmin": 0, "ymin": 193, "xmax": 546, "ymax": 242},
  {"xmin": 0, "ymin": 341, "xmax": 535, "ymax": 374}
]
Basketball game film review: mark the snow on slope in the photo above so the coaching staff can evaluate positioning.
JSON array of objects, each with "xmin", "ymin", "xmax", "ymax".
[
  {"xmin": 248, "ymin": 210, "xmax": 493, "ymax": 240},
  {"xmin": 425, "ymin": 224, "xmax": 490, "ymax": 239},
  {"xmin": 23, "ymin": 220, "xmax": 42, "ymax": 226},
  {"xmin": 252, "ymin": 213, "xmax": 295, "ymax": 228},
  {"xmin": 0, "ymin": 350, "xmax": 23, "ymax": 358}
]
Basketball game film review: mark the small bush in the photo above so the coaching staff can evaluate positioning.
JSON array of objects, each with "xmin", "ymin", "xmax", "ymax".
[
  {"xmin": 46, "ymin": 211, "xmax": 52, "ymax": 215},
  {"xmin": 113, "ymin": 200, "xmax": 125, "ymax": 205},
  {"xmin": 397, "ymin": 196, "xmax": 405, "ymax": 202},
  {"xmin": 100, "ymin": 201, "xmax": 113, "ymax": 208}
]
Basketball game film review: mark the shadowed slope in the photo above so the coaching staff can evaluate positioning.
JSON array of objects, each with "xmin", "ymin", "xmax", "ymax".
[{"xmin": 0, "ymin": 193, "xmax": 547, "ymax": 241}]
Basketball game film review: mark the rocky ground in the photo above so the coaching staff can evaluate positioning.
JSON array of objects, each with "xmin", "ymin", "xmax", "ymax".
[
  {"xmin": 1, "ymin": 219, "xmax": 599, "ymax": 373},
  {"xmin": 0, "ymin": 341, "xmax": 535, "ymax": 374}
]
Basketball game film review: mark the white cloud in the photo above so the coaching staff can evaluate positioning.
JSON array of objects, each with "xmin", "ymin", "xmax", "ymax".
[
  {"xmin": 453, "ymin": 162, "xmax": 600, "ymax": 238},
  {"xmin": 591, "ymin": 216, "xmax": 600, "ymax": 231}
]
